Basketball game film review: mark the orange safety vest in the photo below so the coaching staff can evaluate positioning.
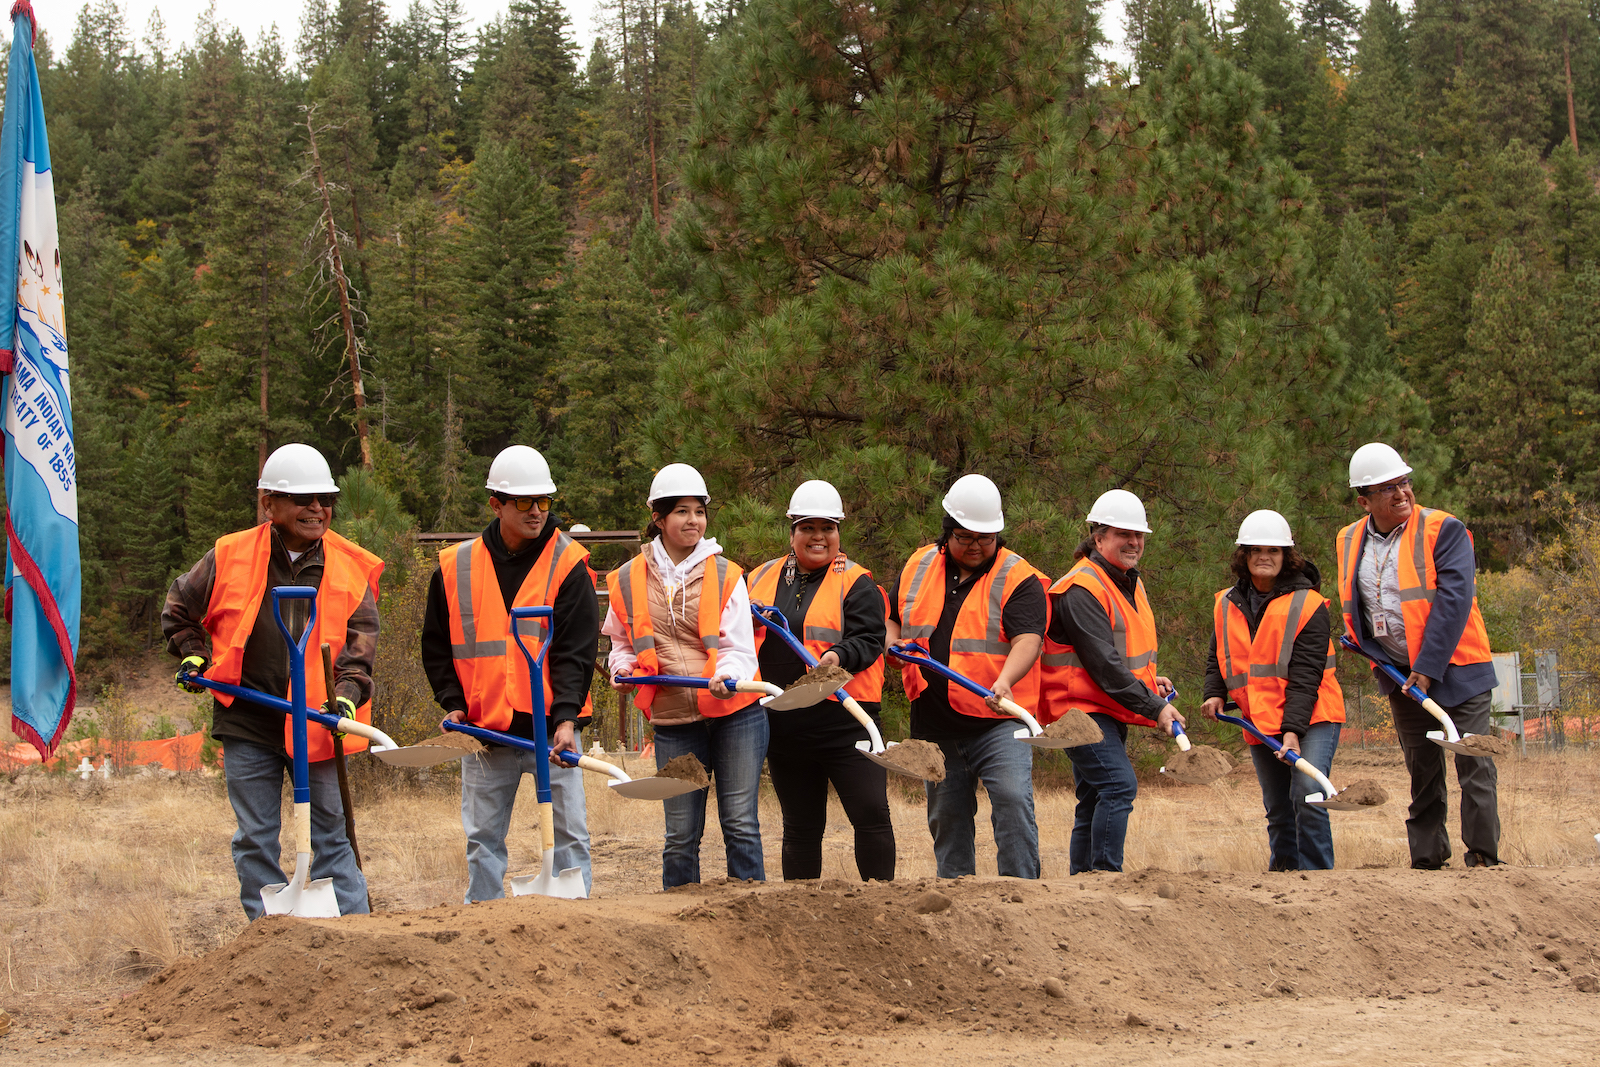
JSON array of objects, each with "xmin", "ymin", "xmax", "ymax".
[
  {"xmin": 1335, "ymin": 508, "xmax": 1493, "ymax": 670},
  {"xmin": 1212, "ymin": 587, "xmax": 1345, "ymax": 743},
  {"xmin": 606, "ymin": 552, "xmax": 761, "ymax": 720},
  {"xmin": 895, "ymin": 545, "xmax": 1047, "ymax": 721},
  {"xmin": 748, "ymin": 556, "xmax": 885, "ymax": 702},
  {"xmin": 1039, "ymin": 556, "xmax": 1160, "ymax": 728},
  {"xmin": 439, "ymin": 530, "xmax": 596, "ymax": 731},
  {"xmin": 203, "ymin": 524, "xmax": 384, "ymax": 760}
]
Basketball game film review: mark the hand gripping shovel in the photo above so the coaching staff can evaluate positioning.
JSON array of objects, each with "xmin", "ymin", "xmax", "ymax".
[
  {"xmin": 176, "ymin": 671, "xmax": 404, "ymax": 757},
  {"xmin": 1338, "ymin": 636, "xmax": 1504, "ymax": 758},
  {"xmin": 437, "ymin": 720, "xmax": 704, "ymax": 802},
  {"xmin": 1215, "ymin": 706, "xmax": 1384, "ymax": 811},
  {"xmin": 614, "ymin": 673, "xmax": 785, "ymax": 701},
  {"xmin": 887, "ymin": 643, "xmax": 1087, "ymax": 749},
  {"xmin": 264, "ymin": 587, "xmax": 341, "ymax": 918},
  {"xmin": 505, "ymin": 605, "xmax": 588, "ymax": 899},
  {"xmin": 751, "ymin": 602, "xmax": 942, "ymax": 779}
]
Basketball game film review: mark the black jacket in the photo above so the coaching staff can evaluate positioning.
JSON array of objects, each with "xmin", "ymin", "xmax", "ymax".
[
  {"xmin": 1044, "ymin": 551, "xmax": 1168, "ymax": 722},
  {"xmin": 421, "ymin": 520, "xmax": 599, "ymax": 739},
  {"xmin": 1202, "ymin": 560, "xmax": 1331, "ymax": 739}
]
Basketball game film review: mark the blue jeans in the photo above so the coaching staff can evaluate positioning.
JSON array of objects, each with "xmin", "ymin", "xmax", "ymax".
[
  {"xmin": 925, "ymin": 720, "xmax": 1039, "ymax": 879},
  {"xmin": 461, "ymin": 743, "xmax": 591, "ymax": 901},
  {"xmin": 1066, "ymin": 714, "xmax": 1139, "ymax": 874},
  {"xmin": 1249, "ymin": 721, "xmax": 1340, "ymax": 871},
  {"xmin": 653, "ymin": 705, "xmax": 770, "ymax": 888},
  {"xmin": 223, "ymin": 739, "xmax": 369, "ymax": 920}
]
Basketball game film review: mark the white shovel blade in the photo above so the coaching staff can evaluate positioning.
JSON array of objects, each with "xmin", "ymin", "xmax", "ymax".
[
  {"xmin": 764, "ymin": 680, "xmax": 842, "ymax": 711},
  {"xmin": 1303, "ymin": 791, "xmax": 1371, "ymax": 812},
  {"xmin": 510, "ymin": 850, "xmax": 588, "ymax": 899},
  {"xmin": 261, "ymin": 853, "xmax": 341, "ymax": 917},
  {"xmin": 608, "ymin": 777, "xmax": 704, "ymax": 800},
  {"xmin": 372, "ymin": 744, "xmax": 474, "ymax": 768}
]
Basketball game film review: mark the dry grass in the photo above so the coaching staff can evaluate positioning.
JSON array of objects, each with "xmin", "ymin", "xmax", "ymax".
[{"xmin": 1, "ymin": 743, "xmax": 1596, "ymax": 1001}]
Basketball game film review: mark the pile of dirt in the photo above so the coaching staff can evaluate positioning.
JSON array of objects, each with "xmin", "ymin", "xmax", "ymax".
[
  {"xmin": 795, "ymin": 663, "xmax": 852, "ymax": 691},
  {"xmin": 1336, "ymin": 777, "xmax": 1389, "ymax": 806},
  {"xmin": 111, "ymin": 869, "xmax": 1600, "ymax": 1066},
  {"xmin": 877, "ymin": 739, "xmax": 946, "ymax": 781},
  {"xmin": 1162, "ymin": 745, "xmax": 1234, "ymax": 784},
  {"xmin": 423, "ymin": 732, "xmax": 485, "ymax": 755},
  {"xmin": 1040, "ymin": 709, "xmax": 1103, "ymax": 746},
  {"xmin": 654, "ymin": 753, "xmax": 709, "ymax": 787},
  {"xmin": 1454, "ymin": 733, "xmax": 1511, "ymax": 757}
]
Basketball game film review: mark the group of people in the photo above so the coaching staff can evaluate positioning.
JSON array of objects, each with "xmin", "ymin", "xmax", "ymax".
[{"xmin": 162, "ymin": 438, "xmax": 1502, "ymax": 920}]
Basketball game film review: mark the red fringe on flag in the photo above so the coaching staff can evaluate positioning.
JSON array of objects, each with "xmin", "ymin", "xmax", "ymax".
[
  {"xmin": 0, "ymin": 348, "xmax": 13, "ymax": 373},
  {"xmin": 9, "ymin": 2, "xmax": 35, "ymax": 47}
]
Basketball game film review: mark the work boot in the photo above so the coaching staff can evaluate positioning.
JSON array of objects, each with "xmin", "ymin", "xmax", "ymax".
[{"xmin": 1463, "ymin": 850, "xmax": 1501, "ymax": 868}]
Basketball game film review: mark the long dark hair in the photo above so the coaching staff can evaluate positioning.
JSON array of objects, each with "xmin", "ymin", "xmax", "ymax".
[
  {"xmin": 935, "ymin": 513, "xmax": 1005, "ymax": 554},
  {"xmin": 1229, "ymin": 544, "xmax": 1311, "ymax": 587},
  {"xmin": 1073, "ymin": 523, "xmax": 1110, "ymax": 560}
]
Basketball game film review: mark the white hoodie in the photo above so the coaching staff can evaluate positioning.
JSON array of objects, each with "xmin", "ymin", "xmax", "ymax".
[{"xmin": 603, "ymin": 536, "xmax": 760, "ymax": 684}]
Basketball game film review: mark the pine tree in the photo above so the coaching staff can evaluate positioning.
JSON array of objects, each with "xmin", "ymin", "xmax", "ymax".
[
  {"xmin": 1548, "ymin": 142, "xmax": 1600, "ymax": 272},
  {"xmin": 1299, "ymin": 0, "xmax": 1361, "ymax": 65},
  {"xmin": 1560, "ymin": 260, "xmax": 1600, "ymax": 499},
  {"xmin": 1343, "ymin": 0, "xmax": 1416, "ymax": 227},
  {"xmin": 1463, "ymin": 0, "xmax": 1557, "ymax": 149},
  {"xmin": 1226, "ymin": 0, "xmax": 1316, "ymax": 161},
  {"xmin": 1122, "ymin": 0, "xmax": 1208, "ymax": 82}
]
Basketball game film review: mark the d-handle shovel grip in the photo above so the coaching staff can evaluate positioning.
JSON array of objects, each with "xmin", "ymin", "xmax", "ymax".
[
  {"xmin": 751, "ymin": 603, "xmax": 888, "ymax": 752},
  {"xmin": 270, "ymin": 586, "xmax": 320, "ymax": 658},
  {"xmin": 1216, "ymin": 711, "xmax": 1340, "ymax": 798},
  {"xmin": 1338, "ymin": 636, "xmax": 1460, "ymax": 741},
  {"xmin": 1159, "ymin": 690, "xmax": 1190, "ymax": 751},
  {"xmin": 888, "ymin": 643, "xmax": 1046, "ymax": 737}
]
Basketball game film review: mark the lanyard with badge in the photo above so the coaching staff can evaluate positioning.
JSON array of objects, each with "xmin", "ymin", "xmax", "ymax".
[{"xmin": 1370, "ymin": 523, "xmax": 1401, "ymax": 638}]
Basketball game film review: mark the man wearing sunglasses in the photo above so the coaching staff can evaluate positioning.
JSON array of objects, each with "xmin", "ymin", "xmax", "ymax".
[
  {"xmin": 421, "ymin": 445, "xmax": 600, "ymax": 899},
  {"xmin": 885, "ymin": 474, "xmax": 1049, "ymax": 879},
  {"xmin": 1336, "ymin": 442, "xmax": 1500, "ymax": 870},
  {"xmin": 162, "ymin": 443, "xmax": 382, "ymax": 919}
]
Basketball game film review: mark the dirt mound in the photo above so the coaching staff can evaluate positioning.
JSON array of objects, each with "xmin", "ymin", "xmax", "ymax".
[
  {"xmin": 1455, "ymin": 733, "xmax": 1511, "ymax": 757},
  {"xmin": 796, "ymin": 663, "xmax": 852, "ymax": 690},
  {"xmin": 1162, "ymin": 745, "xmax": 1234, "ymax": 784},
  {"xmin": 877, "ymin": 739, "xmax": 946, "ymax": 781},
  {"xmin": 111, "ymin": 869, "xmax": 1600, "ymax": 1065},
  {"xmin": 655, "ymin": 753, "xmax": 709, "ymax": 787},
  {"xmin": 1336, "ymin": 777, "xmax": 1389, "ymax": 806},
  {"xmin": 1041, "ymin": 709, "xmax": 1102, "ymax": 746},
  {"xmin": 420, "ymin": 732, "xmax": 485, "ymax": 754}
]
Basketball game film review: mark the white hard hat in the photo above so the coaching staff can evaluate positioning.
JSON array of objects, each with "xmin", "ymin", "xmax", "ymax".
[
  {"xmin": 786, "ymin": 479, "xmax": 845, "ymax": 522},
  {"xmin": 1086, "ymin": 489, "xmax": 1151, "ymax": 533},
  {"xmin": 258, "ymin": 443, "xmax": 338, "ymax": 494},
  {"xmin": 486, "ymin": 445, "xmax": 556, "ymax": 495},
  {"xmin": 942, "ymin": 474, "xmax": 1004, "ymax": 534},
  {"xmin": 648, "ymin": 463, "xmax": 709, "ymax": 505},
  {"xmin": 569, "ymin": 523, "xmax": 591, "ymax": 533},
  {"xmin": 1348, "ymin": 442, "xmax": 1412, "ymax": 489},
  {"xmin": 1236, "ymin": 509, "xmax": 1294, "ymax": 546}
]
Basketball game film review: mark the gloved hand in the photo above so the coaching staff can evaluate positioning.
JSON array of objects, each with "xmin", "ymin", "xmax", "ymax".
[
  {"xmin": 176, "ymin": 655, "xmax": 208, "ymax": 693},
  {"xmin": 322, "ymin": 695, "xmax": 359, "ymax": 738}
]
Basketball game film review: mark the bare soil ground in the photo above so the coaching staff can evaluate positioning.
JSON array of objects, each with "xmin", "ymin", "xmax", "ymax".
[{"xmin": 3, "ymin": 688, "xmax": 1599, "ymax": 1065}]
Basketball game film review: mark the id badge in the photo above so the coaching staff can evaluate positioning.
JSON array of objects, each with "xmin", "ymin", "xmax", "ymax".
[{"xmin": 1373, "ymin": 616, "xmax": 1388, "ymax": 637}]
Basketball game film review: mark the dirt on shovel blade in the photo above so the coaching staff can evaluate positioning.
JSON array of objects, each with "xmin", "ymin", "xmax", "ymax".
[
  {"xmin": 426, "ymin": 731, "xmax": 485, "ymax": 755},
  {"xmin": 1453, "ymin": 733, "xmax": 1511, "ymax": 757},
  {"xmin": 1041, "ymin": 709, "xmax": 1104, "ymax": 746},
  {"xmin": 1163, "ymin": 745, "xmax": 1234, "ymax": 784},
  {"xmin": 1336, "ymin": 778, "xmax": 1389, "ymax": 806},
  {"xmin": 795, "ymin": 663, "xmax": 852, "ymax": 691},
  {"xmin": 656, "ymin": 753, "xmax": 710, "ymax": 788},
  {"xmin": 878, "ymin": 738, "xmax": 946, "ymax": 781}
]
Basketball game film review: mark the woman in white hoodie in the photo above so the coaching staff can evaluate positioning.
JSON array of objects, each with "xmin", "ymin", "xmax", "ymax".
[{"xmin": 604, "ymin": 463, "xmax": 766, "ymax": 887}]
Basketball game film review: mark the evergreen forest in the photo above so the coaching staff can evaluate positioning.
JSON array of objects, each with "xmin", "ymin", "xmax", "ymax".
[{"xmin": 29, "ymin": 0, "xmax": 1600, "ymax": 689}]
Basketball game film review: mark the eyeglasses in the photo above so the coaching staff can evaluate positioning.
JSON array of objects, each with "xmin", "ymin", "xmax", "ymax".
[
  {"xmin": 1360, "ymin": 477, "xmax": 1412, "ymax": 499},
  {"xmin": 495, "ymin": 493, "xmax": 553, "ymax": 513},
  {"xmin": 269, "ymin": 492, "xmax": 337, "ymax": 508},
  {"xmin": 950, "ymin": 532, "xmax": 997, "ymax": 548}
]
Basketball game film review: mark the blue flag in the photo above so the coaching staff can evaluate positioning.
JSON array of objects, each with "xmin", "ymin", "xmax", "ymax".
[{"xmin": 0, "ymin": 4, "xmax": 79, "ymax": 758}]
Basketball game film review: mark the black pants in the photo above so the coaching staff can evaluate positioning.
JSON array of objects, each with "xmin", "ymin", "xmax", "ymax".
[
  {"xmin": 1388, "ymin": 689, "xmax": 1500, "ymax": 867},
  {"xmin": 766, "ymin": 701, "xmax": 896, "ymax": 881}
]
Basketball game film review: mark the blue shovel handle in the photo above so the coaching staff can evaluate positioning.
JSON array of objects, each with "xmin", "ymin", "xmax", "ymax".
[
  {"xmin": 270, "ymin": 586, "xmax": 318, "ymax": 805},
  {"xmin": 751, "ymin": 601, "xmax": 850, "ymax": 703},
  {"xmin": 178, "ymin": 672, "xmax": 342, "ymax": 731},
  {"xmin": 887, "ymin": 643, "xmax": 996, "ymax": 701},
  {"xmin": 509, "ymin": 606, "xmax": 557, "ymax": 804},
  {"xmin": 615, "ymin": 673, "xmax": 741, "ymax": 691},
  {"xmin": 1338, "ymin": 635, "xmax": 1430, "ymax": 704},
  {"xmin": 441, "ymin": 718, "xmax": 546, "ymax": 758}
]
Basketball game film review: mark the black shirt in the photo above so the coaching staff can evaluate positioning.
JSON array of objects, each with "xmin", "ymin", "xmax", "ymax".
[
  {"xmin": 421, "ymin": 519, "xmax": 599, "ymax": 740},
  {"xmin": 755, "ymin": 562, "xmax": 885, "ymax": 713},
  {"xmin": 1202, "ymin": 562, "xmax": 1332, "ymax": 738},
  {"xmin": 887, "ymin": 548, "xmax": 1048, "ymax": 741},
  {"xmin": 1045, "ymin": 551, "xmax": 1168, "ymax": 721}
]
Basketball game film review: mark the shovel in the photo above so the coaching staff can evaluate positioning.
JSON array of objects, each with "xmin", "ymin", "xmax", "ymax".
[
  {"xmin": 887, "ymin": 643, "xmax": 1081, "ymax": 748},
  {"xmin": 1338, "ymin": 636, "xmax": 1501, "ymax": 757},
  {"xmin": 504, "ymin": 605, "xmax": 588, "ymax": 899},
  {"xmin": 751, "ymin": 602, "xmax": 942, "ymax": 779},
  {"xmin": 615, "ymin": 672, "xmax": 785, "ymax": 701},
  {"xmin": 261, "ymin": 586, "xmax": 341, "ymax": 918},
  {"xmin": 437, "ymin": 719, "xmax": 704, "ymax": 801},
  {"xmin": 320, "ymin": 643, "xmax": 369, "ymax": 912},
  {"xmin": 177, "ymin": 670, "xmax": 403, "ymax": 756},
  {"xmin": 1215, "ymin": 706, "xmax": 1381, "ymax": 812}
]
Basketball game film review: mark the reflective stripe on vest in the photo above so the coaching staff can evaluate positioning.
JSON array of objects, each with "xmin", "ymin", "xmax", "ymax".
[
  {"xmin": 1038, "ymin": 556, "xmax": 1160, "ymax": 728},
  {"xmin": 1213, "ymin": 585, "xmax": 1344, "ymax": 739},
  {"xmin": 203, "ymin": 524, "xmax": 383, "ymax": 761},
  {"xmin": 749, "ymin": 555, "xmax": 885, "ymax": 703},
  {"xmin": 895, "ymin": 545, "xmax": 1045, "ymax": 721},
  {"xmin": 442, "ymin": 531, "xmax": 594, "ymax": 729}
]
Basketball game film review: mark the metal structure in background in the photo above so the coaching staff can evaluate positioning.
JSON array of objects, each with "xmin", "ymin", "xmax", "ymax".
[{"xmin": 418, "ymin": 529, "xmax": 651, "ymax": 753}]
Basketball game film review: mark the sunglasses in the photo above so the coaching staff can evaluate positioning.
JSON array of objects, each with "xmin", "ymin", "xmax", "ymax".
[
  {"xmin": 269, "ymin": 492, "xmax": 337, "ymax": 508},
  {"xmin": 495, "ymin": 493, "xmax": 553, "ymax": 513}
]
